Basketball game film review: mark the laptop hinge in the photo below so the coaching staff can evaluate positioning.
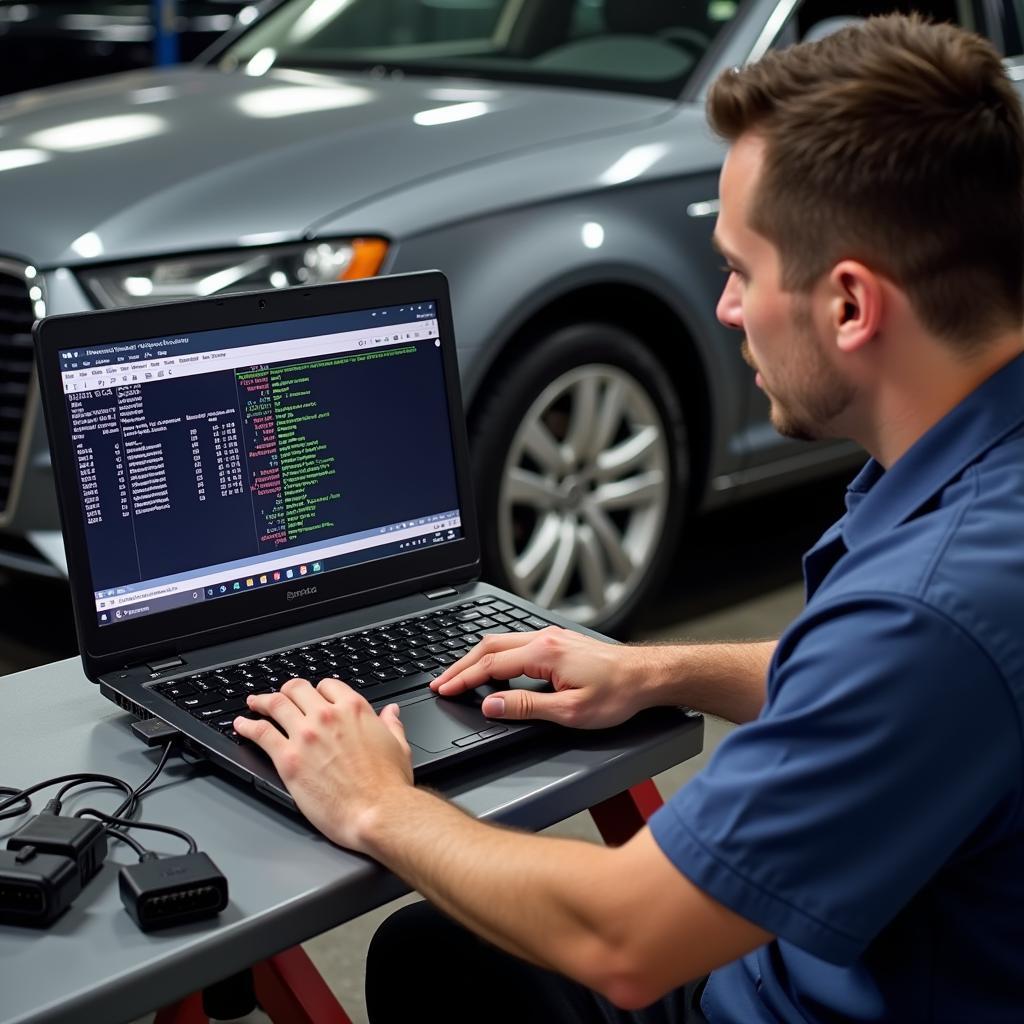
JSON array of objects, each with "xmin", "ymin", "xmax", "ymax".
[
  {"xmin": 147, "ymin": 656, "xmax": 185, "ymax": 673},
  {"xmin": 423, "ymin": 586, "xmax": 458, "ymax": 599}
]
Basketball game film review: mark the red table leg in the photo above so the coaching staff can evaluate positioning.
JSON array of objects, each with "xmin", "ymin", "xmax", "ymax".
[
  {"xmin": 589, "ymin": 779, "xmax": 664, "ymax": 846},
  {"xmin": 155, "ymin": 946, "xmax": 353, "ymax": 1024},
  {"xmin": 253, "ymin": 945, "xmax": 355, "ymax": 1024},
  {"xmin": 154, "ymin": 992, "xmax": 208, "ymax": 1024}
]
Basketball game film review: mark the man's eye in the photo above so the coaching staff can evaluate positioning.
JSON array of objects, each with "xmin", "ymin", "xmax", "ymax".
[{"xmin": 720, "ymin": 263, "xmax": 744, "ymax": 279}]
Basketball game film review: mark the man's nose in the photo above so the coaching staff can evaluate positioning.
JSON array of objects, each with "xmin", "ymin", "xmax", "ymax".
[{"xmin": 716, "ymin": 279, "xmax": 743, "ymax": 331}]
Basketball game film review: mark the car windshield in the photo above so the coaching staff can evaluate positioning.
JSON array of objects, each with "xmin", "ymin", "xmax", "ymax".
[{"xmin": 219, "ymin": 0, "xmax": 740, "ymax": 97}]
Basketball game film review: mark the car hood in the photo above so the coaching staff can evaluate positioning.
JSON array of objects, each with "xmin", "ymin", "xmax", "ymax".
[{"xmin": 0, "ymin": 66, "xmax": 672, "ymax": 268}]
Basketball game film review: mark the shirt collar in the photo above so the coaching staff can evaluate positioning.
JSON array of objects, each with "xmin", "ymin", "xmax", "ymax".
[{"xmin": 840, "ymin": 351, "xmax": 1024, "ymax": 549}]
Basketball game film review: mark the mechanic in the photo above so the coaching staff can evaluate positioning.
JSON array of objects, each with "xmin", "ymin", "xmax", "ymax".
[{"xmin": 234, "ymin": 15, "xmax": 1024, "ymax": 1022}]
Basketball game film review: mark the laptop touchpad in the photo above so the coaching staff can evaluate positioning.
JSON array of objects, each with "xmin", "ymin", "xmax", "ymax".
[{"xmin": 400, "ymin": 695, "xmax": 490, "ymax": 753}]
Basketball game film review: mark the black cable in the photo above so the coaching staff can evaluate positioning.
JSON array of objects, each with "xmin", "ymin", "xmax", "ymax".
[
  {"xmin": 97, "ymin": 742, "xmax": 178, "ymax": 858},
  {"xmin": 103, "ymin": 826, "xmax": 150, "ymax": 860},
  {"xmin": 0, "ymin": 786, "xmax": 30, "ymax": 819},
  {"xmin": 3, "ymin": 742, "xmax": 186, "ymax": 861},
  {"xmin": 76, "ymin": 808, "xmax": 198, "ymax": 855},
  {"xmin": 0, "ymin": 773, "xmax": 134, "ymax": 821},
  {"xmin": 52, "ymin": 741, "xmax": 177, "ymax": 818},
  {"xmin": 4, "ymin": 739, "xmax": 179, "ymax": 821},
  {"xmin": 113, "ymin": 740, "xmax": 176, "ymax": 819},
  {"xmin": 53, "ymin": 778, "xmax": 120, "ymax": 811}
]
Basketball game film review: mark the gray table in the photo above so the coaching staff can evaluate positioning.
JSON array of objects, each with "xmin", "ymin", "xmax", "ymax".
[{"xmin": 0, "ymin": 657, "xmax": 703, "ymax": 1024}]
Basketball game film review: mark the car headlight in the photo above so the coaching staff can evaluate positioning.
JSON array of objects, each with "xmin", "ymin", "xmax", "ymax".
[{"xmin": 76, "ymin": 237, "xmax": 389, "ymax": 308}]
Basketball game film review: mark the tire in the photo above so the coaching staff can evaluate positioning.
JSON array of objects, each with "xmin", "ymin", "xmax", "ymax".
[{"xmin": 471, "ymin": 322, "xmax": 690, "ymax": 635}]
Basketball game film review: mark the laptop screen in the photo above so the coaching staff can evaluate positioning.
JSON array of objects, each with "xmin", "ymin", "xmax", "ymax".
[{"xmin": 55, "ymin": 299, "xmax": 465, "ymax": 629}]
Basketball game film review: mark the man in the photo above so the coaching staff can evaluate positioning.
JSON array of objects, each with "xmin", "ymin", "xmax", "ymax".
[{"xmin": 234, "ymin": 15, "xmax": 1024, "ymax": 1022}]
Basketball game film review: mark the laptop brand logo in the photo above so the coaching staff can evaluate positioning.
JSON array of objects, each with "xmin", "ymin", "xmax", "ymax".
[{"xmin": 286, "ymin": 586, "xmax": 318, "ymax": 602}]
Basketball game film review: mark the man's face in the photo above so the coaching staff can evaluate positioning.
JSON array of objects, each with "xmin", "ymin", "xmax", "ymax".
[{"xmin": 714, "ymin": 135, "xmax": 855, "ymax": 442}]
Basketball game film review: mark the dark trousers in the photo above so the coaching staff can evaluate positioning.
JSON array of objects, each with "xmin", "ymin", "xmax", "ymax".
[{"xmin": 365, "ymin": 902, "xmax": 709, "ymax": 1024}]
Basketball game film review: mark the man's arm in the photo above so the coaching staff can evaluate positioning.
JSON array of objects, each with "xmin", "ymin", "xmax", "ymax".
[
  {"xmin": 361, "ymin": 788, "xmax": 772, "ymax": 1009},
  {"xmin": 431, "ymin": 629, "xmax": 775, "ymax": 727},
  {"xmin": 639, "ymin": 639, "xmax": 776, "ymax": 724},
  {"xmin": 234, "ymin": 678, "xmax": 773, "ymax": 1010}
]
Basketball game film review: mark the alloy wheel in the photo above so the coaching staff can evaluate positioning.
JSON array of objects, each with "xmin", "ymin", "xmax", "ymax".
[{"xmin": 497, "ymin": 363, "xmax": 672, "ymax": 627}]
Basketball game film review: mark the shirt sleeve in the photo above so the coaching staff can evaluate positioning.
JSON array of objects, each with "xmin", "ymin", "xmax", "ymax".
[{"xmin": 649, "ymin": 594, "xmax": 1021, "ymax": 965}]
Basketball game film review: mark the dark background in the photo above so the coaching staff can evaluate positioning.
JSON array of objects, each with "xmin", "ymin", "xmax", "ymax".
[{"xmin": 0, "ymin": 2, "xmax": 253, "ymax": 97}]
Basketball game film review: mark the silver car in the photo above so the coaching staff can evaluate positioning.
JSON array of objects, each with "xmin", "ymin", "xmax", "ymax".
[{"xmin": 1, "ymin": 0, "xmax": 1018, "ymax": 631}]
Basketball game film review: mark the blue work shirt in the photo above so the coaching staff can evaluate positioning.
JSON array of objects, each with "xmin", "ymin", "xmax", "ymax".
[{"xmin": 650, "ymin": 352, "xmax": 1024, "ymax": 1022}]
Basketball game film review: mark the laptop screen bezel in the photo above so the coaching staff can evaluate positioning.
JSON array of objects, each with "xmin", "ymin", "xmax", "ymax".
[{"xmin": 34, "ymin": 270, "xmax": 481, "ymax": 676}]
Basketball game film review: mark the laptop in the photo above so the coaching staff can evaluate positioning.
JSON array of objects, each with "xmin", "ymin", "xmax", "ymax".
[{"xmin": 33, "ymin": 270, "xmax": 587, "ymax": 809}]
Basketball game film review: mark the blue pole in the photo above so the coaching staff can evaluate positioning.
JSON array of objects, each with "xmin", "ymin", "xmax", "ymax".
[{"xmin": 152, "ymin": 0, "xmax": 180, "ymax": 66}]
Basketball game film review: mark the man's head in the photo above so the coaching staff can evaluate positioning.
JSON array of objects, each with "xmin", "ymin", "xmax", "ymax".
[{"xmin": 708, "ymin": 15, "xmax": 1024, "ymax": 444}]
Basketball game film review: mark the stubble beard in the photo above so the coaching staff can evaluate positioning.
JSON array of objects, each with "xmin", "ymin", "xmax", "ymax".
[{"xmin": 741, "ymin": 301, "xmax": 855, "ymax": 442}]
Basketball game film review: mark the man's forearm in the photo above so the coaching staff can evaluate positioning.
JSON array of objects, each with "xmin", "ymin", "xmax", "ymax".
[
  {"xmin": 358, "ymin": 783, "xmax": 771, "ymax": 1008},
  {"xmin": 360, "ymin": 786, "xmax": 633, "ymax": 991},
  {"xmin": 633, "ymin": 640, "xmax": 776, "ymax": 724}
]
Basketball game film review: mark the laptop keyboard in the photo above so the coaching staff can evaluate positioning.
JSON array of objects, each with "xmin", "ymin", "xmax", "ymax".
[{"xmin": 151, "ymin": 596, "xmax": 552, "ymax": 743}]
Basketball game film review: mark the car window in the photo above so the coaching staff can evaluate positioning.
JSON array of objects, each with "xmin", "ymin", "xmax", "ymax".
[
  {"xmin": 219, "ymin": 0, "xmax": 741, "ymax": 98},
  {"xmin": 994, "ymin": 0, "xmax": 1024, "ymax": 54},
  {"xmin": 267, "ymin": 0, "xmax": 510, "ymax": 48},
  {"xmin": 772, "ymin": 0, "xmax": 975, "ymax": 48}
]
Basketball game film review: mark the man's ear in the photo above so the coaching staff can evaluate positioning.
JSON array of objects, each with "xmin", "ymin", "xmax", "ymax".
[{"xmin": 829, "ymin": 261, "xmax": 881, "ymax": 354}]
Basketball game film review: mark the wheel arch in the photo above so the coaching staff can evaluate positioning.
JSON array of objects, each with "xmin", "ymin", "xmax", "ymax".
[{"xmin": 466, "ymin": 280, "xmax": 714, "ymax": 507}]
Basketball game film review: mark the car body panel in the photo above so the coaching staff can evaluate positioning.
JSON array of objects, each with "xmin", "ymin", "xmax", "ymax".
[
  {"xmin": 0, "ymin": 66, "xmax": 673, "ymax": 268},
  {"xmin": 385, "ymin": 175, "xmax": 745, "ymax": 475},
  {"xmin": 311, "ymin": 104, "xmax": 721, "ymax": 238}
]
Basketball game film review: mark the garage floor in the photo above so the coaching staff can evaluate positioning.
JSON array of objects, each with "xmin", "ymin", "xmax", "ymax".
[{"xmin": 0, "ymin": 472, "xmax": 849, "ymax": 1024}]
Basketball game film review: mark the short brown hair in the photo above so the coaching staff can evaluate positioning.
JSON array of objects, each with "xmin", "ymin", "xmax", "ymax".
[{"xmin": 708, "ymin": 14, "xmax": 1024, "ymax": 347}]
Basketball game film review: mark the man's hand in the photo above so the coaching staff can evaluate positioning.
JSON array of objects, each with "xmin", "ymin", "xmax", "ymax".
[
  {"xmin": 233, "ymin": 677, "xmax": 413, "ymax": 851},
  {"xmin": 430, "ymin": 627, "xmax": 653, "ymax": 729}
]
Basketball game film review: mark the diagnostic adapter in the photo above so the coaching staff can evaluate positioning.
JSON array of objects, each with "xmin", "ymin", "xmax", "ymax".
[
  {"xmin": 0, "ymin": 847, "xmax": 81, "ymax": 926},
  {"xmin": 119, "ymin": 851, "xmax": 228, "ymax": 931},
  {"xmin": 7, "ymin": 813, "xmax": 108, "ymax": 887}
]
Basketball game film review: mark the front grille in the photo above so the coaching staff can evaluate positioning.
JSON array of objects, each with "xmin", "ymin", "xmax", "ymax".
[{"xmin": 0, "ymin": 260, "xmax": 38, "ymax": 519}]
